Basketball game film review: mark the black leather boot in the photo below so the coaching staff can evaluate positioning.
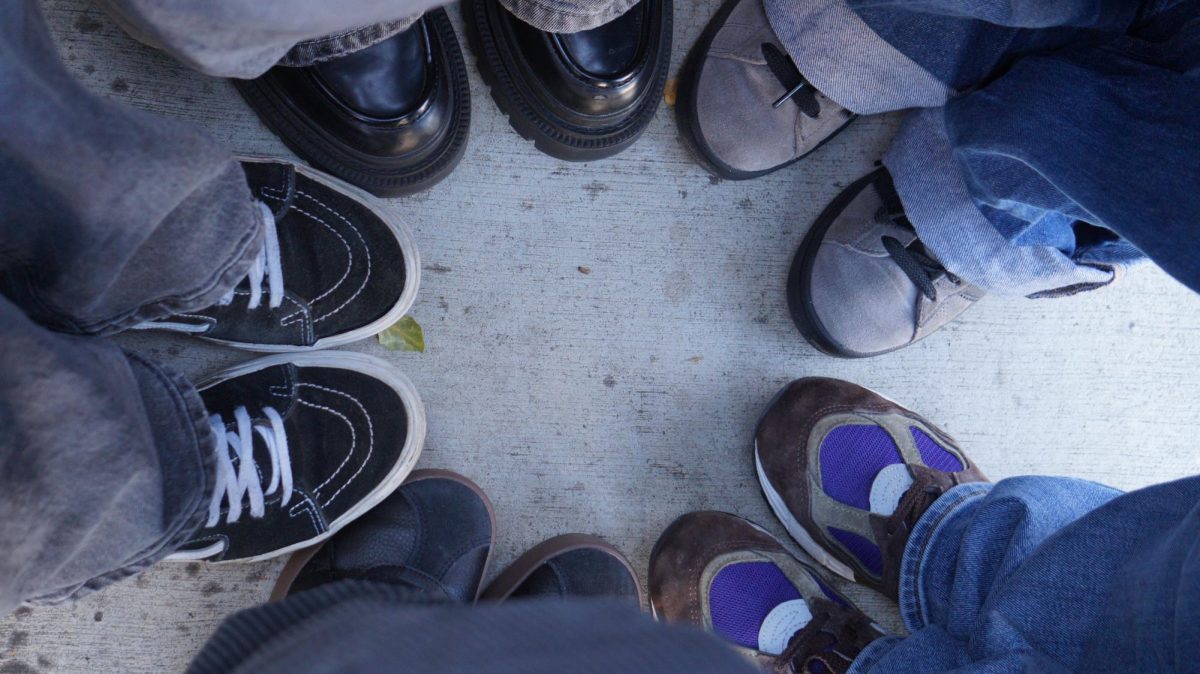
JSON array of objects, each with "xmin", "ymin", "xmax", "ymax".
[
  {"xmin": 234, "ymin": 10, "xmax": 470, "ymax": 197},
  {"xmin": 464, "ymin": 0, "xmax": 672, "ymax": 161}
]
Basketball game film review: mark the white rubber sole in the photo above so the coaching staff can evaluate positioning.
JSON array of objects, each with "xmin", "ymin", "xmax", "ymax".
[
  {"xmin": 755, "ymin": 441, "xmax": 857, "ymax": 582},
  {"xmin": 175, "ymin": 158, "xmax": 421, "ymax": 353},
  {"xmin": 164, "ymin": 351, "xmax": 426, "ymax": 563}
]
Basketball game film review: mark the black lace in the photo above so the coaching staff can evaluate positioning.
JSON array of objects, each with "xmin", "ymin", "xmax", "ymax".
[
  {"xmin": 876, "ymin": 206, "xmax": 959, "ymax": 302},
  {"xmin": 775, "ymin": 598, "xmax": 881, "ymax": 674},
  {"xmin": 761, "ymin": 43, "xmax": 820, "ymax": 117}
]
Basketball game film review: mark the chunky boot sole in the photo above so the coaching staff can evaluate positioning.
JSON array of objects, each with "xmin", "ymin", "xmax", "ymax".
[
  {"xmin": 234, "ymin": 9, "xmax": 471, "ymax": 198},
  {"xmin": 463, "ymin": 0, "xmax": 672, "ymax": 162}
]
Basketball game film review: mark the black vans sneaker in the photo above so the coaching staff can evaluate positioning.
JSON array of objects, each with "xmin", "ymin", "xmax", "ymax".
[
  {"xmin": 137, "ymin": 159, "xmax": 419, "ymax": 352},
  {"xmin": 480, "ymin": 534, "xmax": 642, "ymax": 604},
  {"xmin": 271, "ymin": 470, "xmax": 496, "ymax": 601},
  {"xmin": 167, "ymin": 352, "xmax": 425, "ymax": 563}
]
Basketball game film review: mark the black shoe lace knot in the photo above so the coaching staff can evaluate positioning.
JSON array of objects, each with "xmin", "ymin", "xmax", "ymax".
[
  {"xmin": 762, "ymin": 43, "xmax": 820, "ymax": 117},
  {"xmin": 876, "ymin": 206, "xmax": 959, "ymax": 302},
  {"xmin": 775, "ymin": 598, "xmax": 881, "ymax": 674},
  {"xmin": 883, "ymin": 470, "xmax": 945, "ymax": 542}
]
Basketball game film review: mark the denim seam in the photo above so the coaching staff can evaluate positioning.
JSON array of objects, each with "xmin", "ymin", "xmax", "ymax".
[
  {"xmin": 281, "ymin": 19, "xmax": 416, "ymax": 67},
  {"xmin": 28, "ymin": 354, "xmax": 214, "ymax": 604},
  {"xmin": 503, "ymin": 0, "xmax": 630, "ymax": 20},
  {"xmin": 498, "ymin": 0, "xmax": 640, "ymax": 32},
  {"xmin": 898, "ymin": 482, "xmax": 992, "ymax": 632}
]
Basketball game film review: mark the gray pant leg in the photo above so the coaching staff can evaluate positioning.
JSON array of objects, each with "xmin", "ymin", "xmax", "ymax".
[
  {"xmin": 188, "ymin": 581, "xmax": 757, "ymax": 674},
  {"xmin": 96, "ymin": 0, "xmax": 635, "ymax": 78},
  {"xmin": 0, "ymin": 296, "xmax": 213, "ymax": 615},
  {"xmin": 0, "ymin": 0, "xmax": 261, "ymax": 335}
]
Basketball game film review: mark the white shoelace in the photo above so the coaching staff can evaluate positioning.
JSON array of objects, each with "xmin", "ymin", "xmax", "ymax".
[
  {"xmin": 131, "ymin": 201, "xmax": 283, "ymax": 334},
  {"xmin": 205, "ymin": 405, "xmax": 293, "ymax": 527},
  {"xmin": 218, "ymin": 201, "xmax": 285, "ymax": 310}
]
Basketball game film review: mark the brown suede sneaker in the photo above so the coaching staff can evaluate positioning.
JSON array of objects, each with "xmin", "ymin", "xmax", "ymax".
[
  {"xmin": 754, "ymin": 378, "xmax": 988, "ymax": 599},
  {"xmin": 650, "ymin": 511, "xmax": 884, "ymax": 673}
]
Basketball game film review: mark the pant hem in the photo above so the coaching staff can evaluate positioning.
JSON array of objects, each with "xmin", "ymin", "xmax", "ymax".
[
  {"xmin": 280, "ymin": 17, "xmax": 420, "ymax": 67},
  {"xmin": 499, "ymin": 0, "xmax": 639, "ymax": 33},
  {"xmin": 26, "ymin": 355, "xmax": 214, "ymax": 605},
  {"xmin": 885, "ymin": 108, "xmax": 1116, "ymax": 297},
  {"xmin": 79, "ymin": 162, "xmax": 264, "ymax": 336},
  {"xmin": 898, "ymin": 481, "xmax": 992, "ymax": 632},
  {"xmin": 762, "ymin": 0, "xmax": 952, "ymax": 115}
]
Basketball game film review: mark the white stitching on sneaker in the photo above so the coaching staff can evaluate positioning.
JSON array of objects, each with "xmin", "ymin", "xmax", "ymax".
[
  {"xmin": 261, "ymin": 186, "xmax": 376, "ymax": 325},
  {"xmin": 287, "ymin": 492, "xmax": 324, "ymax": 534},
  {"xmin": 294, "ymin": 191, "xmax": 372, "ymax": 323},
  {"xmin": 297, "ymin": 382, "xmax": 375, "ymax": 508}
]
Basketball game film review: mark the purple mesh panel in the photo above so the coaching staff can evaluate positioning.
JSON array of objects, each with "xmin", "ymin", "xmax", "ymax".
[
  {"xmin": 911, "ymin": 427, "xmax": 964, "ymax": 472},
  {"xmin": 709, "ymin": 562, "xmax": 802, "ymax": 649},
  {"xmin": 828, "ymin": 528, "xmax": 882, "ymax": 576},
  {"xmin": 819, "ymin": 425, "xmax": 903, "ymax": 509}
]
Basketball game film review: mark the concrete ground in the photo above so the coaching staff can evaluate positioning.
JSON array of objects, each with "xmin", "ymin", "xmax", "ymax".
[{"xmin": 4, "ymin": 1, "xmax": 1200, "ymax": 671}]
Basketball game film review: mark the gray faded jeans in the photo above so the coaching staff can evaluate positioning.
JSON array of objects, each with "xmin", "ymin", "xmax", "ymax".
[
  {"xmin": 100, "ymin": 0, "xmax": 640, "ymax": 78},
  {"xmin": 0, "ymin": 0, "xmax": 633, "ymax": 614}
]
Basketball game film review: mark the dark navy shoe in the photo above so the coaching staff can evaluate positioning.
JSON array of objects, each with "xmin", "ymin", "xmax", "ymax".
[
  {"xmin": 464, "ymin": 0, "xmax": 672, "ymax": 161},
  {"xmin": 481, "ymin": 534, "xmax": 642, "ymax": 604},
  {"xmin": 166, "ymin": 352, "xmax": 425, "ymax": 563},
  {"xmin": 270, "ymin": 470, "xmax": 496, "ymax": 601},
  {"xmin": 650, "ymin": 511, "xmax": 883, "ymax": 673}
]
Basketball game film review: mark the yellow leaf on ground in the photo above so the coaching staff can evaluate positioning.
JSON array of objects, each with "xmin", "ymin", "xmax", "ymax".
[
  {"xmin": 664, "ymin": 78, "xmax": 678, "ymax": 107},
  {"xmin": 377, "ymin": 315, "xmax": 425, "ymax": 353}
]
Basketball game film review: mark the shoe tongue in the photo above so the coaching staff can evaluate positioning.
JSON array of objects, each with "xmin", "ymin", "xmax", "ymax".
[
  {"xmin": 758, "ymin": 599, "xmax": 813, "ymax": 655},
  {"xmin": 241, "ymin": 161, "xmax": 297, "ymax": 219},
  {"xmin": 869, "ymin": 463, "xmax": 914, "ymax": 516}
]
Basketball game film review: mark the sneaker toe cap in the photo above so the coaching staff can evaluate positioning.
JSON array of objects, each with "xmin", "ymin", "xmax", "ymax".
[
  {"xmin": 693, "ymin": 57, "xmax": 800, "ymax": 174},
  {"xmin": 808, "ymin": 243, "xmax": 920, "ymax": 355}
]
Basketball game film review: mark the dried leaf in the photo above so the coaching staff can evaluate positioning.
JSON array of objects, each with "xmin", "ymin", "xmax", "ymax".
[
  {"xmin": 664, "ymin": 78, "xmax": 678, "ymax": 107},
  {"xmin": 377, "ymin": 315, "xmax": 425, "ymax": 353}
]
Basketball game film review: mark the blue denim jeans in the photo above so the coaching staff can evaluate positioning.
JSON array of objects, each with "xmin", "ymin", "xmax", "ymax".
[
  {"xmin": 766, "ymin": 0, "xmax": 1200, "ymax": 297},
  {"xmin": 851, "ymin": 475, "xmax": 1200, "ymax": 672}
]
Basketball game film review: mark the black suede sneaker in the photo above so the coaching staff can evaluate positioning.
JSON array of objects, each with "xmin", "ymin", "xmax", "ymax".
[
  {"xmin": 464, "ymin": 0, "xmax": 672, "ymax": 161},
  {"xmin": 270, "ymin": 470, "xmax": 496, "ymax": 601},
  {"xmin": 166, "ymin": 351, "xmax": 425, "ymax": 563},
  {"xmin": 481, "ymin": 534, "xmax": 643, "ymax": 604},
  {"xmin": 137, "ymin": 159, "xmax": 419, "ymax": 352}
]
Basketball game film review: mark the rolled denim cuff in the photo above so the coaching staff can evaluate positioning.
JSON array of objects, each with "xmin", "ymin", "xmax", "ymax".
[
  {"xmin": 762, "ymin": 0, "xmax": 952, "ymax": 115},
  {"xmin": 885, "ymin": 108, "xmax": 1117, "ymax": 297},
  {"xmin": 499, "ymin": 0, "xmax": 639, "ymax": 33},
  {"xmin": 25, "ymin": 354, "xmax": 214, "ymax": 605},
  {"xmin": 846, "ymin": 635, "xmax": 905, "ymax": 674},
  {"xmin": 281, "ymin": 17, "xmax": 420, "ymax": 67},
  {"xmin": 897, "ymin": 482, "xmax": 992, "ymax": 633}
]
